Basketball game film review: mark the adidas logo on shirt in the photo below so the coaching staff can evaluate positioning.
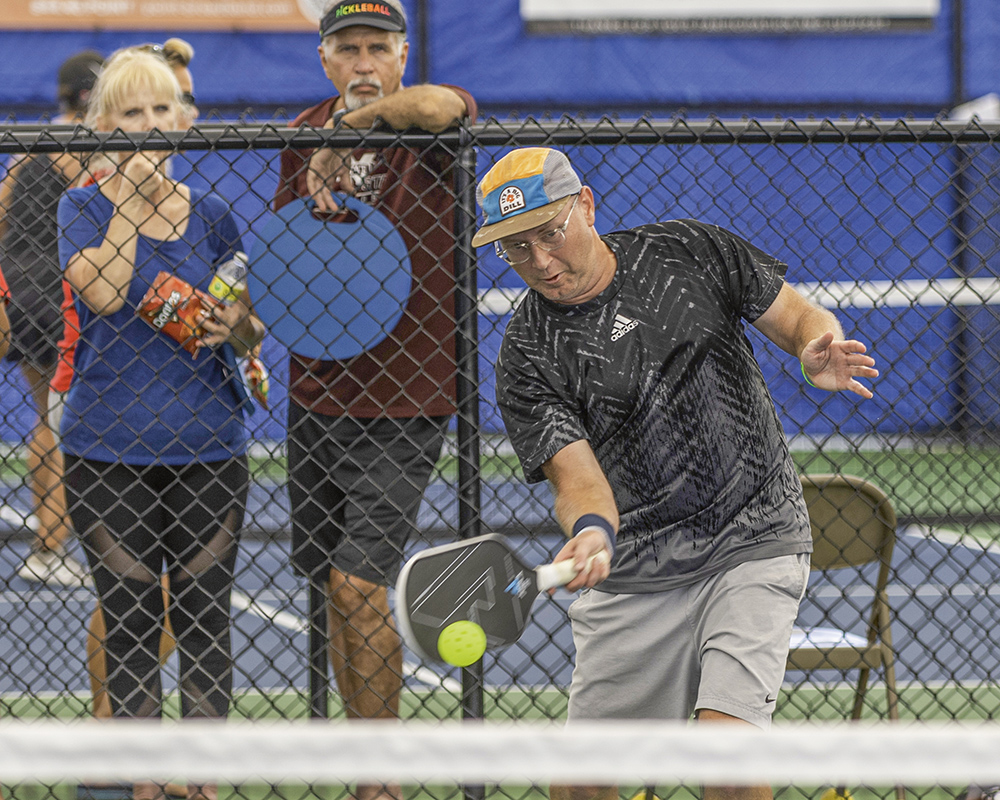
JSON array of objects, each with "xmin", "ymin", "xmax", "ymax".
[{"xmin": 610, "ymin": 313, "xmax": 639, "ymax": 341}]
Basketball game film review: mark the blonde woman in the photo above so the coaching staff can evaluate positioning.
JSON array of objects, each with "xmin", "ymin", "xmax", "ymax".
[
  {"xmin": 78, "ymin": 37, "xmax": 198, "ymax": 728},
  {"xmin": 57, "ymin": 47, "xmax": 263, "ymax": 800},
  {"xmin": 143, "ymin": 38, "xmax": 198, "ymax": 125}
]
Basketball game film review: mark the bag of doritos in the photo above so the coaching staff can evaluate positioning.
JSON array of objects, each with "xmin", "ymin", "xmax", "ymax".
[
  {"xmin": 137, "ymin": 271, "xmax": 217, "ymax": 356},
  {"xmin": 239, "ymin": 353, "xmax": 270, "ymax": 409}
]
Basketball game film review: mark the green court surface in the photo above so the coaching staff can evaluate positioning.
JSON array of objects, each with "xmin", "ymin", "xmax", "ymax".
[
  {"xmin": 791, "ymin": 445, "xmax": 1000, "ymax": 525},
  {"xmin": 6, "ymin": 680, "xmax": 1000, "ymax": 722}
]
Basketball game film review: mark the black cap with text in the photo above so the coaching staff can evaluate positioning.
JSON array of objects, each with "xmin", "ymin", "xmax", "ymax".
[{"xmin": 319, "ymin": 1, "xmax": 406, "ymax": 38}]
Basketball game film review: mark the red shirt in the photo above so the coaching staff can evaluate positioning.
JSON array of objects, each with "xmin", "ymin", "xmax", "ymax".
[
  {"xmin": 50, "ymin": 279, "xmax": 78, "ymax": 393},
  {"xmin": 50, "ymin": 166, "xmax": 112, "ymax": 395},
  {"xmin": 274, "ymin": 86, "xmax": 477, "ymax": 419},
  {"xmin": 0, "ymin": 263, "xmax": 8, "ymax": 360}
]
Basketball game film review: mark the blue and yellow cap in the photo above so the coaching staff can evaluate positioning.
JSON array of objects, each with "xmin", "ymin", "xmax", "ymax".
[{"xmin": 472, "ymin": 148, "xmax": 582, "ymax": 247}]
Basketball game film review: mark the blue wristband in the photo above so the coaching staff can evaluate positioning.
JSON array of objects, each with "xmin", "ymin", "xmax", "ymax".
[{"xmin": 572, "ymin": 514, "xmax": 616, "ymax": 558}]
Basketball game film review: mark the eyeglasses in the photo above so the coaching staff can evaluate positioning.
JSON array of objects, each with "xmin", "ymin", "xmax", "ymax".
[{"xmin": 494, "ymin": 194, "xmax": 580, "ymax": 265}]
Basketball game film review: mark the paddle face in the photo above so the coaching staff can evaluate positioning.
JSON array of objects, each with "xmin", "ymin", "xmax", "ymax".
[
  {"xmin": 396, "ymin": 534, "xmax": 543, "ymax": 664},
  {"xmin": 247, "ymin": 197, "xmax": 412, "ymax": 360}
]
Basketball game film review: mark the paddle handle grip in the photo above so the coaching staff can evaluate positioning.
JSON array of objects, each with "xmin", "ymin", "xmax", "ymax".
[{"xmin": 535, "ymin": 551, "xmax": 610, "ymax": 592}]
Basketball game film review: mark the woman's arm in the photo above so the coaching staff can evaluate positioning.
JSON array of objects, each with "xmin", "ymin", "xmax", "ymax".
[{"xmin": 65, "ymin": 155, "xmax": 165, "ymax": 316}]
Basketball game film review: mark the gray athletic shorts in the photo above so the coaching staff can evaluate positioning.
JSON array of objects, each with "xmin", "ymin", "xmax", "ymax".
[{"xmin": 566, "ymin": 553, "xmax": 810, "ymax": 730}]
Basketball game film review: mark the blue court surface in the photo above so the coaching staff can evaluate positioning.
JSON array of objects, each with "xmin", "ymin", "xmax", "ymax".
[
  {"xmin": 2, "ymin": 472, "xmax": 1000, "ymax": 707},
  {"xmin": 0, "ymin": 476, "xmax": 569, "ymax": 701}
]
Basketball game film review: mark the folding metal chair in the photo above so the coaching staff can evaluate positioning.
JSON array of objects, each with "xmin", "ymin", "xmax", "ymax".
[{"xmin": 786, "ymin": 473, "xmax": 903, "ymax": 800}]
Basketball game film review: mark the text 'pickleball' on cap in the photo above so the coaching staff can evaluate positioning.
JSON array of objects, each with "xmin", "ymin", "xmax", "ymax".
[
  {"xmin": 319, "ymin": 1, "xmax": 406, "ymax": 38},
  {"xmin": 472, "ymin": 148, "xmax": 583, "ymax": 247}
]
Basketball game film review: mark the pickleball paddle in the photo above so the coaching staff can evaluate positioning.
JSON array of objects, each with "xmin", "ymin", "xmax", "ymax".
[
  {"xmin": 247, "ymin": 197, "xmax": 412, "ymax": 360},
  {"xmin": 396, "ymin": 533, "xmax": 609, "ymax": 664}
]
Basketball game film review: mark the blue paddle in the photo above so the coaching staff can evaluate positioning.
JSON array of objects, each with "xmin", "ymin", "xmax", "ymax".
[{"xmin": 247, "ymin": 197, "xmax": 412, "ymax": 360}]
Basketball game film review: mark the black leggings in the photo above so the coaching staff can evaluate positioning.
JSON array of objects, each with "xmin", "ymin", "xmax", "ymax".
[{"xmin": 64, "ymin": 455, "xmax": 248, "ymax": 719}]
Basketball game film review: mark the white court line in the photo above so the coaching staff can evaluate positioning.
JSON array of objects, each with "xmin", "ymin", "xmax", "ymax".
[
  {"xmin": 230, "ymin": 591, "xmax": 462, "ymax": 692},
  {"xmin": 230, "ymin": 590, "xmax": 308, "ymax": 634},
  {"xmin": 903, "ymin": 523, "xmax": 1000, "ymax": 556},
  {"xmin": 479, "ymin": 277, "xmax": 1000, "ymax": 315},
  {"xmin": 795, "ymin": 524, "xmax": 1000, "ymax": 604},
  {"xmin": 806, "ymin": 583, "xmax": 1000, "ymax": 599}
]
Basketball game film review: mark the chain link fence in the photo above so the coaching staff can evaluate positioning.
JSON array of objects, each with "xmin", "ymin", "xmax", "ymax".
[{"xmin": 2, "ymin": 116, "xmax": 1000, "ymax": 797}]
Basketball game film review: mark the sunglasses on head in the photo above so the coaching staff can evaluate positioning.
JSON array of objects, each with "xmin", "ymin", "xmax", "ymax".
[{"xmin": 135, "ymin": 44, "xmax": 196, "ymax": 108}]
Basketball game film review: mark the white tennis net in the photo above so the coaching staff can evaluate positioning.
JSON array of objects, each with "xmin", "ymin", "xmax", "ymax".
[{"xmin": 1, "ymin": 719, "xmax": 999, "ymax": 786}]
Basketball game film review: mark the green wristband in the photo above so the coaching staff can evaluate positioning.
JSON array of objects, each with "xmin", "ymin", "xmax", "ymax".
[{"xmin": 800, "ymin": 362, "xmax": 819, "ymax": 388}]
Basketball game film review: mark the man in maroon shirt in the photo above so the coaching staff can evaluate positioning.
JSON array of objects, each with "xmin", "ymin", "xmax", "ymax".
[{"xmin": 274, "ymin": 4, "xmax": 476, "ymax": 796}]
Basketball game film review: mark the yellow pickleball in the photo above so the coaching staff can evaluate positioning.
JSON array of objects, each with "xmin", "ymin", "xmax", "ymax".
[{"xmin": 437, "ymin": 620, "xmax": 487, "ymax": 667}]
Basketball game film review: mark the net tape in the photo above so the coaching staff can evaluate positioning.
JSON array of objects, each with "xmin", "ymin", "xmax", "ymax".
[{"xmin": 1, "ymin": 720, "xmax": 999, "ymax": 785}]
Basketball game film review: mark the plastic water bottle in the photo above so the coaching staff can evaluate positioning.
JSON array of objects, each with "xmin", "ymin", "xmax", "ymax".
[
  {"xmin": 209, "ymin": 251, "xmax": 248, "ymax": 304},
  {"xmin": 207, "ymin": 251, "xmax": 270, "ymax": 409}
]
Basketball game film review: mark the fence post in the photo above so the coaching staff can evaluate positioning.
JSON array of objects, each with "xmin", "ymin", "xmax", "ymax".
[
  {"xmin": 308, "ymin": 579, "xmax": 329, "ymax": 719},
  {"xmin": 453, "ymin": 133, "xmax": 482, "ymax": 552},
  {"xmin": 452, "ymin": 130, "xmax": 487, "ymax": 800}
]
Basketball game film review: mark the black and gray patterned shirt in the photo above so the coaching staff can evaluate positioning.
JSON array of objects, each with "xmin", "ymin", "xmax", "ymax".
[{"xmin": 496, "ymin": 219, "xmax": 812, "ymax": 593}]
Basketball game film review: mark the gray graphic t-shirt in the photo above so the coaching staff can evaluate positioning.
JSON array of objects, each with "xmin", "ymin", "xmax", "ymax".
[{"xmin": 496, "ymin": 219, "xmax": 811, "ymax": 593}]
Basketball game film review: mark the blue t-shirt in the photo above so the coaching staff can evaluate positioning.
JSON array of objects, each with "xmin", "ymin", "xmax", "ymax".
[{"xmin": 57, "ymin": 184, "xmax": 248, "ymax": 465}]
